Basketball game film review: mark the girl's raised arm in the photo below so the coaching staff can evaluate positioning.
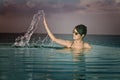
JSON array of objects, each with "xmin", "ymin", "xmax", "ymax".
[{"xmin": 42, "ymin": 13, "xmax": 72, "ymax": 48}]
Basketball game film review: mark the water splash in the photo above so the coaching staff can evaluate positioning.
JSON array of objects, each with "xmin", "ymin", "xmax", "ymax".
[{"xmin": 13, "ymin": 10, "xmax": 52, "ymax": 47}]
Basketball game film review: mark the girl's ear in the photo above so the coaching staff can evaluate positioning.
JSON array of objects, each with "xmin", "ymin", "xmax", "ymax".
[{"xmin": 81, "ymin": 34, "xmax": 85, "ymax": 38}]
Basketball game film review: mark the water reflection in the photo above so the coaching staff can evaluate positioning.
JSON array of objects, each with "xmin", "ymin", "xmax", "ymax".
[
  {"xmin": 0, "ymin": 48, "xmax": 33, "ymax": 80},
  {"xmin": 0, "ymin": 48, "xmax": 91, "ymax": 80},
  {"xmin": 54, "ymin": 48, "xmax": 91, "ymax": 80}
]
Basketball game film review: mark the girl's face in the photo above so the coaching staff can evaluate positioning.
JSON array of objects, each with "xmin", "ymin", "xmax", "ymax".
[{"xmin": 72, "ymin": 29, "xmax": 81, "ymax": 40}]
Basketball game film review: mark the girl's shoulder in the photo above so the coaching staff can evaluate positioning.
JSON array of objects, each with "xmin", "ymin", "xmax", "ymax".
[{"xmin": 84, "ymin": 42, "xmax": 92, "ymax": 49}]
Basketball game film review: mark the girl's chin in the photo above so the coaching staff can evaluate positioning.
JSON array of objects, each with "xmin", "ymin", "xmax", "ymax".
[
  {"xmin": 73, "ymin": 37, "xmax": 75, "ymax": 39},
  {"xmin": 73, "ymin": 37, "xmax": 80, "ymax": 40}
]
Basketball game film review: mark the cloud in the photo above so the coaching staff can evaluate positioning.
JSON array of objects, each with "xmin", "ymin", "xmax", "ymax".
[
  {"xmin": 0, "ymin": 0, "xmax": 88, "ymax": 15},
  {"xmin": 78, "ymin": 0, "xmax": 120, "ymax": 13},
  {"xmin": 26, "ymin": 1, "xmax": 36, "ymax": 8},
  {"xmin": 115, "ymin": 0, "xmax": 120, "ymax": 3},
  {"xmin": 0, "ymin": 0, "xmax": 120, "ymax": 15}
]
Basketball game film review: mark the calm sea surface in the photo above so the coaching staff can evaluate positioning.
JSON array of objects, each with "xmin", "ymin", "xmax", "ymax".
[{"xmin": 0, "ymin": 33, "xmax": 120, "ymax": 80}]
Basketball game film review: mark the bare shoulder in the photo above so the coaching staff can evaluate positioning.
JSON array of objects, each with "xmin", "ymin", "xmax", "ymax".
[
  {"xmin": 84, "ymin": 42, "xmax": 92, "ymax": 49},
  {"xmin": 63, "ymin": 40, "xmax": 73, "ymax": 48}
]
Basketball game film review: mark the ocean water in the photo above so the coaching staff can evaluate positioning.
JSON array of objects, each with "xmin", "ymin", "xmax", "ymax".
[{"xmin": 0, "ymin": 34, "xmax": 120, "ymax": 80}]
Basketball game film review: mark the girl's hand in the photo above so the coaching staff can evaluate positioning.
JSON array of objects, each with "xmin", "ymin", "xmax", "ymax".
[{"xmin": 41, "ymin": 10, "xmax": 45, "ymax": 17}]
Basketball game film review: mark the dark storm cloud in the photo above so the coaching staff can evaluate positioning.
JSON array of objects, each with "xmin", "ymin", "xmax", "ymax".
[
  {"xmin": 0, "ymin": 0, "xmax": 4, "ymax": 14},
  {"xmin": 2, "ymin": 0, "xmax": 34, "ymax": 15},
  {"xmin": 0, "ymin": 0, "xmax": 120, "ymax": 15},
  {"xmin": 0, "ymin": 0, "xmax": 120, "ymax": 34}
]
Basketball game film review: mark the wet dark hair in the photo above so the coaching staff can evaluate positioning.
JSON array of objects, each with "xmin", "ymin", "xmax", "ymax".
[{"xmin": 74, "ymin": 24, "xmax": 87, "ymax": 36}]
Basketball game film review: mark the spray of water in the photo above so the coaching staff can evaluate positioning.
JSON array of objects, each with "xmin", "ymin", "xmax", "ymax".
[{"xmin": 13, "ymin": 10, "xmax": 52, "ymax": 47}]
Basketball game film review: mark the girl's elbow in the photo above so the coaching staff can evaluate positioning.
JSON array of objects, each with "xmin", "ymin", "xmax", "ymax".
[{"xmin": 51, "ymin": 37, "xmax": 57, "ymax": 42}]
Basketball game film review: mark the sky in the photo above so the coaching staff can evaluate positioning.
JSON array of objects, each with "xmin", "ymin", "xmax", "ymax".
[{"xmin": 0, "ymin": 0, "xmax": 120, "ymax": 35}]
